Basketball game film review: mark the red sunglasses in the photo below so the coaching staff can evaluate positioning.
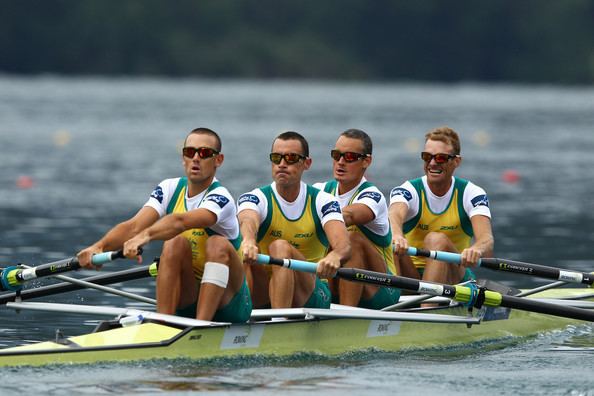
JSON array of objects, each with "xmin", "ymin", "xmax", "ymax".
[
  {"xmin": 182, "ymin": 146, "xmax": 219, "ymax": 159},
  {"xmin": 421, "ymin": 152, "xmax": 458, "ymax": 164},
  {"xmin": 330, "ymin": 150, "xmax": 368, "ymax": 163}
]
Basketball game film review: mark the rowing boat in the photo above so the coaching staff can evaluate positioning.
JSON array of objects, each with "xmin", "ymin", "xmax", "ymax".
[
  {"xmin": 0, "ymin": 287, "xmax": 592, "ymax": 367},
  {"xmin": 0, "ymin": 249, "xmax": 592, "ymax": 367}
]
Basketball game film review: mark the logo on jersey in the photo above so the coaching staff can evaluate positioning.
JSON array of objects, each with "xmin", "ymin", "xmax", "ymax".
[
  {"xmin": 471, "ymin": 194, "xmax": 490, "ymax": 208},
  {"xmin": 205, "ymin": 194, "xmax": 229, "ymax": 208},
  {"xmin": 150, "ymin": 186, "xmax": 164, "ymax": 203},
  {"xmin": 390, "ymin": 188, "xmax": 412, "ymax": 201},
  {"xmin": 238, "ymin": 194, "xmax": 260, "ymax": 205},
  {"xmin": 358, "ymin": 191, "xmax": 381, "ymax": 203},
  {"xmin": 321, "ymin": 201, "xmax": 341, "ymax": 216}
]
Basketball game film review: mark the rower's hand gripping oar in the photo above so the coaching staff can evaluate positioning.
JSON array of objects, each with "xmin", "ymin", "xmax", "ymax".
[
  {"xmin": 256, "ymin": 254, "xmax": 594, "ymax": 322},
  {"xmin": 0, "ymin": 250, "xmax": 128, "ymax": 292},
  {"xmin": 407, "ymin": 247, "xmax": 594, "ymax": 287}
]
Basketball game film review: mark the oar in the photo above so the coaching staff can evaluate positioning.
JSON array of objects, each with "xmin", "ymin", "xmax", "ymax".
[
  {"xmin": 256, "ymin": 254, "xmax": 594, "ymax": 322},
  {"xmin": 407, "ymin": 247, "xmax": 594, "ymax": 287},
  {"xmin": 0, "ymin": 261, "xmax": 159, "ymax": 305},
  {"xmin": 0, "ymin": 250, "xmax": 129, "ymax": 292}
]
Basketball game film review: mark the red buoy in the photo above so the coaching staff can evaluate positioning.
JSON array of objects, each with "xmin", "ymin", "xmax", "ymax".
[{"xmin": 501, "ymin": 169, "xmax": 520, "ymax": 184}]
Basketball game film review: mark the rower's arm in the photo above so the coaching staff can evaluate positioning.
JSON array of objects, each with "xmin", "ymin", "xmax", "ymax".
[
  {"xmin": 388, "ymin": 202, "xmax": 409, "ymax": 255},
  {"xmin": 238, "ymin": 209, "xmax": 261, "ymax": 265},
  {"xmin": 462, "ymin": 214, "xmax": 494, "ymax": 265},
  {"xmin": 122, "ymin": 209, "xmax": 217, "ymax": 259},
  {"xmin": 318, "ymin": 220, "xmax": 351, "ymax": 278},
  {"xmin": 341, "ymin": 203, "xmax": 375, "ymax": 227}
]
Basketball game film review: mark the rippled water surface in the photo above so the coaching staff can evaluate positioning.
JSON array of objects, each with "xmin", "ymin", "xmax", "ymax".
[{"xmin": 0, "ymin": 76, "xmax": 593, "ymax": 394}]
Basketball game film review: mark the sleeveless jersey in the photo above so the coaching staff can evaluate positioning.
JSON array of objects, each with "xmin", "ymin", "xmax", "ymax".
[
  {"xmin": 166, "ymin": 177, "xmax": 241, "ymax": 279},
  {"xmin": 403, "ymin": 177, "xmax": 473, "ymax": 269},
  {"xmin": 322, "ymin": 180, "xmax": 396, "ymax": 275},
  {"xmin": 256, "ymin": 185, "xmax": 329, "ymax": 272}
]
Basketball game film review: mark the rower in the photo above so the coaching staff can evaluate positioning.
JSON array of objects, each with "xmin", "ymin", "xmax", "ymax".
[
  {"xmin": 389, "ymin": 126, "xmax": 494, "ymax": 285},
  {"xmin": 77, "ymin": 128, "xmax": 252, "ymax": 323},
  {"xmin": 313, "ymin": 129, "xmax": 401, "ymax": 309},
  {"xmin": 238, "ymin": 131, "xmax": 351, "ymax": 309}
]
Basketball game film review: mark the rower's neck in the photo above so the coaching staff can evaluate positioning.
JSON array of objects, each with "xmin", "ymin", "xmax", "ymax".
[
  {"xmin": 337, "ymin": 179, "xmax": 361, "ymax": 195},
  {"xmin": 187, "ymin": 177, "xmax": 214, "ymax": 198},
  {"xmin": 276, "ymin": 182, "xmax": 301, "ymax": 202},
  {"xmin": 427, "ymin": 178, "xmax": 452, "ymax": 197}
]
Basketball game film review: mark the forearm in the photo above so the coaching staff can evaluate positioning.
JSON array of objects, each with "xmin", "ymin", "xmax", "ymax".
[
  {"xmin": 239, "ymin": 214, "xmax": 259, "ymax": 244},
  {"xmin": 143, "ymin": 214, "xmax": 188, "ymax": 242},
  {"xmin": 325, "ymin": 221, "xmax": 351, "ymax": 265},
  {"xmin": 388, "ymin": 204, "xmax": 407, "ymax": 238},
  {"xmin": 330, "ymin": 239, "xmax": 351, "ymax": 266},
  {"xmin": 472, "ymin": 234, "xmax": 494, "ymax": 257},
  {"xmin": 94, "ymin": 220, "xmax": 145, "ymax": 251}
]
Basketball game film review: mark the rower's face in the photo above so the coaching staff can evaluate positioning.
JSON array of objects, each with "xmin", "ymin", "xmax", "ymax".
[
  {"xmin": 182, "ymin": 133, "xmax": 223, "ymax": 184},
  {"xmin": 270, "ymin": 138, "xmax": 311, "ymax": 188},
  {"xmin": 422, "ymin": 139, "xmax": 460, "ymax": 184},
  {"xmin": 332, "ymin": 136, "xmax": 370, "ymax": 187}
]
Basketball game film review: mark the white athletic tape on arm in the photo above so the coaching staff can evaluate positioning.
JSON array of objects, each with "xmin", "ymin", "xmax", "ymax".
[{"xmin": 201, "ymin": 262, "xmax": 229, "ymax": 288}]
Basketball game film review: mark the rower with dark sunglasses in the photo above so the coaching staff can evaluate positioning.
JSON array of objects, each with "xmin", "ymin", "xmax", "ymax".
[
  {"xmin": 78, "ymin": 127, "xmax": 252, "ymax": 323},
  {"xmin": 389, "ymin": 126, "xmax": 494, "ymax": 286},
  {"xmin": 238, "ymin": 131, "xmax": 351, "ymax": 309},
  {"xmin": 313, "ymin": 129, "xmax": 400, "ymax": 309}
]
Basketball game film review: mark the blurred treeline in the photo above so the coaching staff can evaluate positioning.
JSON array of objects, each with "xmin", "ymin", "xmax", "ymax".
[{"xmin": 2, "ymin": 0, "xmax": 593, "ymax": 83}]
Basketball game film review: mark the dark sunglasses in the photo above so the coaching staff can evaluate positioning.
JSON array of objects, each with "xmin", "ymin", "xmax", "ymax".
[
  {"xmin": 330, "ymin": 150, "xmax": 368, "ymax": 163},
  {"xmin": 421, "ymin": 152, "xmax": 458, "ymax": 164},
  {"xmin": 269, "ymin": 152, "xmax": 306, "ymax": 165},
  {"xmin": 182, "ymin": 146, "xmax": 220, "ymax": 159}
]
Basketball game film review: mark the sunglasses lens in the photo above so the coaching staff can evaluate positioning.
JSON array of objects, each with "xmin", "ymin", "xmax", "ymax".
[
  {"xmin": 198, "ymin": 147, "xmax": 215, "ymax": 158},
  {"xmin": 343, "ymin": 152, "xmax": 360, "ymax": 162},
  {"xmin": 330, "ymin": 150, "xmax": 341, "ymax": 161},
  {"xmin": 433, "ymin": 154, "xmax": 448, "ymax": 163},
  {"xmin": 183, "ymin": 147, "xmax": 196, "ymax": 158},
  {"xmin": 269, "ymin": 153, "xmax": 282, "ymax": 164},
  {"xmin": 284, "ymin": 153, "xmax": 301, "ymax": 164}
]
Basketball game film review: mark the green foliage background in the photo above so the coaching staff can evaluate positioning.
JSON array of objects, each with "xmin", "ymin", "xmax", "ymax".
[{"xmin": 2, "ymin": 0, "xmax": 593, "ymax": 83}]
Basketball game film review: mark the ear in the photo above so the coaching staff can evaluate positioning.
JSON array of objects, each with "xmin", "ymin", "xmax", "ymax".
[
  {"xmin": 215, "ymin": 153, "xmax": 225, "ymax": 168},
  {"xmin": 303, "ymin": 157, "xmax": 312, "ymax": 170},
  {"xmin": 362, "ymin": 154, "xmax": 372, "ymax": 170}
]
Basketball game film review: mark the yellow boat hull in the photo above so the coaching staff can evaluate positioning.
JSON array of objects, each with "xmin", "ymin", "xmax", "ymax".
[{"xmin": 0, "ymin": 288, "xmax": 590, "ymax": 367}]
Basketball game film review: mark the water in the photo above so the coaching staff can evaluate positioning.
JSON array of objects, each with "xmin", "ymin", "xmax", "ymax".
[{"xmin": 0, "ymin": 76, "xmax": 593, "ymax": 394}]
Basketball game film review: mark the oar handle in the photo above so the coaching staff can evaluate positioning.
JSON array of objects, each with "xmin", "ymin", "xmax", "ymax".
[
  {"xmin": 407, "ymin": 247, "xmax": 593, "ymax": 286},
  {"xmin": 91, "ymin": 250, "xmax": 125, "ymax": 265},
  {"xmin": 256, "ymin": 254, "xmax": 318, "ymax": 274},
  {"xmin": 406, "ymin": 247, "xmax": 471, "ymax": 265}
]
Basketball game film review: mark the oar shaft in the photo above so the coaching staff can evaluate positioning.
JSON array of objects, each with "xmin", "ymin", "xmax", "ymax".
[
  {"xmin": 407, "ymin": 247, "xmax": 594, "ymax": 286},
  {"xmin": 1, "ymin": 251, "xmax": 125, "ymax": 291},
  {"xmin": 18, "ymin": 251, "xmax": 124, "ymax": 282},
  {"xmin": 0, "ymin": 262, "xmax": 158, "ymax": 305},
  {"xmin": 500, "ymin": 294, "xmax": 594, "ymax": 321}
]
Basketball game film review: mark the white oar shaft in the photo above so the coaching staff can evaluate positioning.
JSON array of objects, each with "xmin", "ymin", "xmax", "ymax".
[
  {"xmin": 52, "ymin": 274, "xmax": 156, "ymax": 305},
  {"xmin": 6, "ymin": 302, "xmax": 226, "ymax": 327},
  {"xmin": 516, "ymin": 281, "xmax": 567, "ymax": 297},
  {"xmin": 381, "ymin": 294, "xmax": 436, "ymax": 311}
]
